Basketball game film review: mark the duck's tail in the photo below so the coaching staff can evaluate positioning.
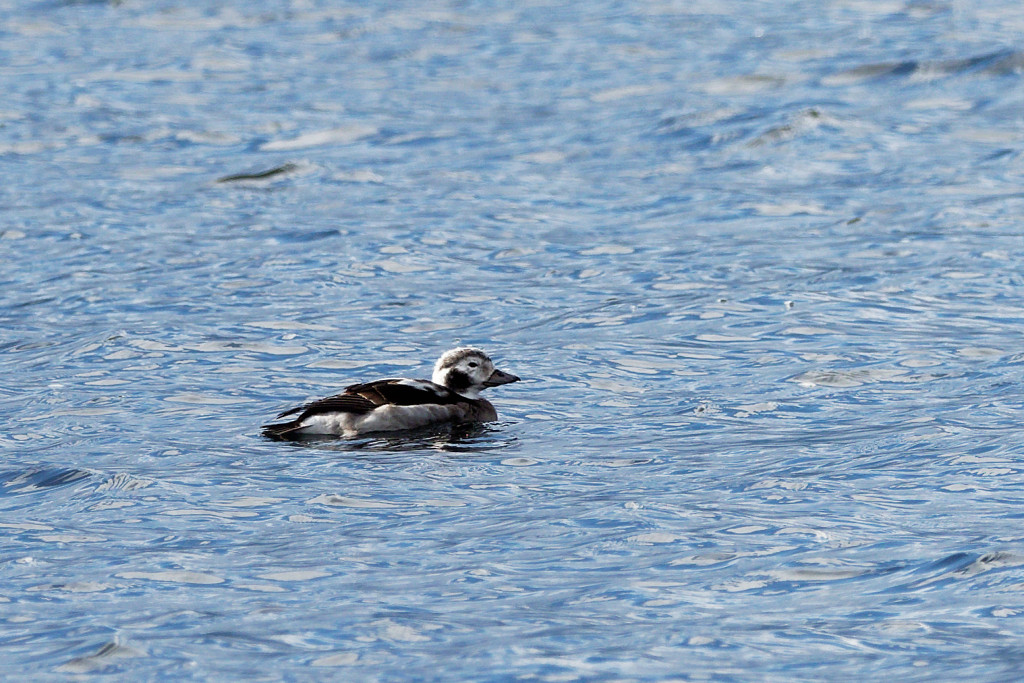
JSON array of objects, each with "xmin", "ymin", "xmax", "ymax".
[{"xmin": 261, "ymin": 419, "xmax": 306, "ymax": 440}]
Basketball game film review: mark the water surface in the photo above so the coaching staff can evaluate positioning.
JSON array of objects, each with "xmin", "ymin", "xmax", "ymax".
[{"xmin": 3, "ymin": 0, "xmax": 1024, "ymax": 679}]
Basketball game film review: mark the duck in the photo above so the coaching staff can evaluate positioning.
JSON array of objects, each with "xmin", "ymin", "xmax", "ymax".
[{"xmin": 262, "ymin": 347, "xmax": 519, "ymax": 439}]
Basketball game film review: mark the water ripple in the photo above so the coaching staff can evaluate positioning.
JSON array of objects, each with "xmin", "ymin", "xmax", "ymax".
[{"xmin": 4, "ymin": 0, "xmax": 1024, "ymax": 680}]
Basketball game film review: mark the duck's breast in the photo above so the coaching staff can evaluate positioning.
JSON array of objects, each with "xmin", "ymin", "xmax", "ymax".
[{"xmin": 469, "ymin": 399, "xmax": 497, "ymax": 422}]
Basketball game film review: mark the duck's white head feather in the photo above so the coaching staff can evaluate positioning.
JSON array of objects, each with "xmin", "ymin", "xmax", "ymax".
[{"xmin": 432, "ymin": 347, "xmax": 519, "ymax": 399}]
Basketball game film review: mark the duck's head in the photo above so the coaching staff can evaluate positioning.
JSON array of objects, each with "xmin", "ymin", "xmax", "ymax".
[{"xmin": 432, "ymin": 347, "xmax": 519, "ymax": 399}]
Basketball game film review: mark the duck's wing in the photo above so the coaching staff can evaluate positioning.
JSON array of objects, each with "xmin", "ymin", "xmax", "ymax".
[
  {"xmin": 263, "ymin": 382, "xmax": 391, "ymax": 438},
  {"xmin": 274, "ymin": 378, "xmax": 462, "ymax": 421},
  {"xmin": 343, "ymin": 378, "xmax": 465, "ymax": 407},
  {"xmin": 274, "ymin": 393, "xmax": 374, "ymax": 419}
]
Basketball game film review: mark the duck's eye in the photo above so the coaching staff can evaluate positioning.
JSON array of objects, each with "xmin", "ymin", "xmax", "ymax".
[{"xmin": 468, "ymin": 362, "xmax": 478, "ymax": 368}]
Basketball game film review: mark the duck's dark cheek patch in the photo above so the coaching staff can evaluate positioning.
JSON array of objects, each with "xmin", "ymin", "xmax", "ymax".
[{"xmin": 447, "ymin": 370, "xmax": 472, "ymax": 391}]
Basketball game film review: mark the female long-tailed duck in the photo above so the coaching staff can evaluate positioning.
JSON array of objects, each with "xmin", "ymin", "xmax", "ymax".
[{"xmin": 262, "ymin": 347, "xmax": 519, "ymax": 439}]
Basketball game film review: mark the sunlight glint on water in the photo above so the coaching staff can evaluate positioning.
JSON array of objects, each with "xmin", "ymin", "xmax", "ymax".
[{"xmin": 2, "ymin": 0, "xmax": 1024, "ymax": 679}]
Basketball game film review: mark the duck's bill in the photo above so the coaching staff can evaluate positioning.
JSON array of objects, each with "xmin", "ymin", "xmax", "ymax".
[{"xmin": 484, "ymin": 369, "xmax": 520, "ymax": 386}]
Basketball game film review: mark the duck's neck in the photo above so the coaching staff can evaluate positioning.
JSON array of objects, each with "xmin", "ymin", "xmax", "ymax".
[{"xmin": 452, "ymin": 386, "xmax": 483, "ymax": 400}]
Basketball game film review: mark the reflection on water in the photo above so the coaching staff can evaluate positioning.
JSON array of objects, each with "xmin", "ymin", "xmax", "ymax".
[
  {"xmin": 278, "ymin": 421, "xmax": 518, "ymax": 454},
  {"xmin": 1, "ymin": 468, "xmax": 92, "ymax": 495},
  {"xmin": 3, "ymin": 0, "xmax": 1024, "ymax": 680}
]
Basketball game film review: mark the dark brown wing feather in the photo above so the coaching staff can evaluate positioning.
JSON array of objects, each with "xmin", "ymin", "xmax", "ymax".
[
  {"xmin": 343, "ymin": 379, "xmax": 464, "ymax": 407},
  {"xmin": 275, "ymin": 392, "xmax": 377, "ymax": 419}
]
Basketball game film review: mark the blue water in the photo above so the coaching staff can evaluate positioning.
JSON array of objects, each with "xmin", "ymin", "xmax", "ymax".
[{"xmin": 3, "ymin": 0, "xmax": 1024, "ymax": 679}]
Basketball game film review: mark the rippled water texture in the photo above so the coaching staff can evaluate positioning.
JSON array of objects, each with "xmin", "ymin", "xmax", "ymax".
[{"xmin": 3, "ymin": 0, "xmax": 1024, "ymax": 679}]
